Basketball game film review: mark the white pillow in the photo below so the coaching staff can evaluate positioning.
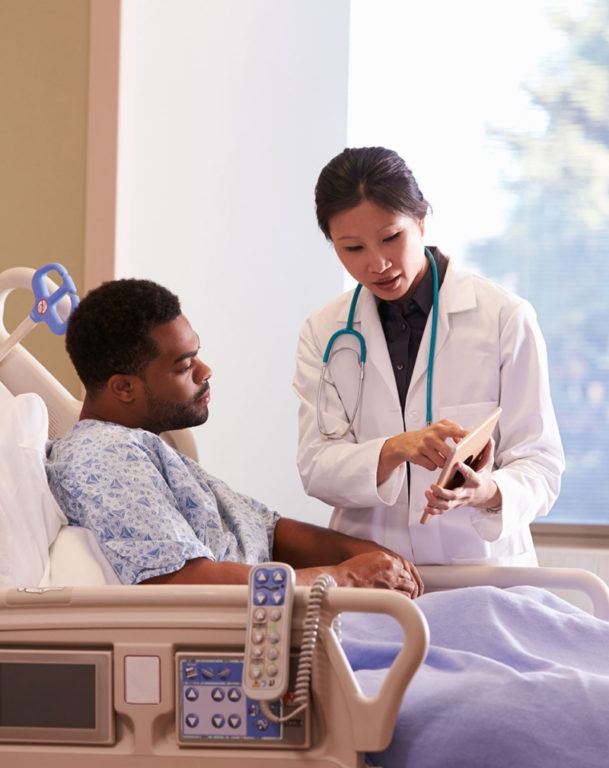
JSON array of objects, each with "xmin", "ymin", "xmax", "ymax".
[
  {"xmin": 0, "ymin": 381, "xmax": 13, "ymax": 402},
  {"xmin": 0, "ymin": 392, "xmax": 67, "ymax": 587},
  {"xmin": 42, "ymin": 526, "xmax": 120, "ymax": 586}
]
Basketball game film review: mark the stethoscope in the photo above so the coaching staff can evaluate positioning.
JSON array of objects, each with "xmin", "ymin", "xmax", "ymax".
[{"xmin": 316, "ymin": 247, "xmax": 439, "ymax": 439}]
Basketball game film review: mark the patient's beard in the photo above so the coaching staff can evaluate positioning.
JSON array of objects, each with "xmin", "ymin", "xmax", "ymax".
[{"xmin": 141, "ymin": 385, "xmax": 209, "ymax": 434}]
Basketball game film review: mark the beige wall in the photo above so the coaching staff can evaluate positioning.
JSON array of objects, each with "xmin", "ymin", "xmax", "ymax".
[{"xmin": 0, "ymin": 0, "xmax": 90, "ymax": 396}]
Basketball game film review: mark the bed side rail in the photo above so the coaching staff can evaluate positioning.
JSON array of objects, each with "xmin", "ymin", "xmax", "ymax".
[
  {"xmin": 321, "ymin": 586, "xmax": 429, "ymax": 753},
  {"xmin": 417, "ymin": 565, "xmax": 609, "ymax": 620},
  {"xmin": 0, "ymin": 583, "xmax": 429, "ymax": 765}
]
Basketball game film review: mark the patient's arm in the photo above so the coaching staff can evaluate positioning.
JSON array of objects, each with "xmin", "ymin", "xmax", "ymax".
[
  {"xmin": 140, "ymin": 558, "xmax": 251, "ymax": 585},
  {"xmin": 293, "ymin": 551, "xmax": 421, "ymax": 596},
  {"xmin": 141, "ymin": 518, "xmax": 422, "ymax": 597},
  {"xmin": 273, "ymin": 518, "xmax": 423, "ymax": 596},
  {"xmin": 141, "ymin": 552, "xmax": 420, "ymax": 596},
  {"xmin": 272, "ymin": 517, "xmax": 389, "ymax": 566}
]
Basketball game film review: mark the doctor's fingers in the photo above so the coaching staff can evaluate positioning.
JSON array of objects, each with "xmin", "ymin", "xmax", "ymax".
[
  {"xmin": 413, "ymin": 421, "xmax": 470, "ymax": 467},
  {"xmin": 433, "ymin": 419, "xmax": 469, "ymax": 441},
  {"xmin": 424, "ymin": 486, "xmax": 456, "ymax": 511},
  {"xmin": 404, "ymin": 431, "xmax": 453, "ymax": 470},
  {"xmin": 474, "ymin": 437, "xmax": 495, "ymax": 471},
  {"xmin": 455, "ymin": 460, "xmax": 484, "ymax": 488},
  {"xmin": 418, "ymin": 421, "xmax": 468, "ymax": 462}
]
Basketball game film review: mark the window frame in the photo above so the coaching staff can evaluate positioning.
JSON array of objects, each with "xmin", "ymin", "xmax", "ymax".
[{"xmin": 532, "ymin": 523, "xmax": 609, "ymax": 548}]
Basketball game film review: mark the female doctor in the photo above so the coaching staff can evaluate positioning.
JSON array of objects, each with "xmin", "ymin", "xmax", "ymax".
[{"xmin": 293, "ymin": 147, "xmax": 564, "ymax": 567}]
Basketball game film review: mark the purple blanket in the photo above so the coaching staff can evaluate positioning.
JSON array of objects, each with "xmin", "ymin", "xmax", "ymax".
[{"xmin": 340, "ymin": 585, "xmax": 609, "ymax": 768}]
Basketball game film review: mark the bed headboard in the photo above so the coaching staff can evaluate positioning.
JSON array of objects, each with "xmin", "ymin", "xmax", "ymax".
[{"xmin": 0, "ymin": 267, "xmax": 80, "ymax": 439}]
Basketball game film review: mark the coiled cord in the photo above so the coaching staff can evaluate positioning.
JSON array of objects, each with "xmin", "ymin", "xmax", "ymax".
[{"xmin": 260, "ymin": 572, "xmax": 337, "ymax": 723}]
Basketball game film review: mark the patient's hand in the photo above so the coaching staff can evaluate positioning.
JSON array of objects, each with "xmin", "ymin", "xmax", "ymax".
[
  {"xmin": 331, "ymin": 551, "xmax": 422, "ymax": 598},
  {"xmin": 272, "ymin": 517, "xmax": 423, "ymax": 597}
]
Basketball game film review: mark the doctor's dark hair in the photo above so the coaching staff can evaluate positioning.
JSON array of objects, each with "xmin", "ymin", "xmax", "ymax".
[
  {"xmin": 315, "ymin": 146, "xmax": 430, "ymax": 240},
  {"xmin": 66, "ymin": 278, "xmax": 182, "ymax": 394}
]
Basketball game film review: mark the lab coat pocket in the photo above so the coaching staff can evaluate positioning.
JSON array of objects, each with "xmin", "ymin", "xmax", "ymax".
[
  {"xmin": 446, "ymin": 524, "xmax": 534, "ymax": 567},
  {"xmin": 438, "ymin": 401, "xmax": 499, "ymax": 432}
]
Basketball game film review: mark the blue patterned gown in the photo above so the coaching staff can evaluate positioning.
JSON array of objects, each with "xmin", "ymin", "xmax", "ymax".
[{"xmin": 45, "ymin": 421, "xmax": 279, "ymax": 584}]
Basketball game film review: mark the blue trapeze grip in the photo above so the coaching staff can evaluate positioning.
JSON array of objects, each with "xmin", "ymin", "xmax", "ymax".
[{"xmin": 30, "ymin": 263, "xmax": 80, "ymax": 335}]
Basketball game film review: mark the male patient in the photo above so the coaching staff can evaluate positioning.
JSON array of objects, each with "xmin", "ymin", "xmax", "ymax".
[{"xmin": 45, "ymin": 278, "xmax": 422, "ymax": 596}]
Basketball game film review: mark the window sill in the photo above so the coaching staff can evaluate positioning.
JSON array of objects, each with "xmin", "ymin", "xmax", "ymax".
[{"xmin": 532, "ymin": 523, "xmax": 609, "ymax": 549}]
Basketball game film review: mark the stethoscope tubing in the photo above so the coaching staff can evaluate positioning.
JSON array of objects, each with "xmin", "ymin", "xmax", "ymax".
[
  {"xmin": 316, "ymin": 247, "xmax": 438, "ymax": 438},
  {"xmin": 425, "ymin": 248, "xmax": 439, "ymax": 425}
]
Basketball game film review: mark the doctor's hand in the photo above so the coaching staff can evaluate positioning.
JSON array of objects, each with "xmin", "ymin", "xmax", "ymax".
[
  {"xmin": 378, "ymin": 419, "xmax": 468, "ymax": 486},
  {"xmin": 421, "ymin": 438, "xmax": 502, "ymax": 520}
]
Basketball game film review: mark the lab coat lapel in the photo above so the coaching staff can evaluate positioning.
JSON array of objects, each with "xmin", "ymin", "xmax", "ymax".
[
  {"xmin": 356, "ymin": 288, "xmax": 405, "ymax": 431},
  {"xmin": 408, "ymin": 263, "xmax": 477, "ymax": 413}
]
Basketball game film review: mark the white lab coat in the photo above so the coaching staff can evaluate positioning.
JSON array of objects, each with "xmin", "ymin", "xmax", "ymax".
[{"xmin": 293, "ymin": 260, "xmax": 565, "ymax": 566}]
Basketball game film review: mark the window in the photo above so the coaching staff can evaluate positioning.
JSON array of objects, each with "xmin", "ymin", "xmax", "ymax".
[{"xmin": 348, "ymin": 0, "xmax": 609, "ymax": 525}]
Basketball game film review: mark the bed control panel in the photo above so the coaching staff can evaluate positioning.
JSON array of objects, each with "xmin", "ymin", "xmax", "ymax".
[{"xmin": 176, "ymin": 653, "xmax": 308, "ymax": 747}]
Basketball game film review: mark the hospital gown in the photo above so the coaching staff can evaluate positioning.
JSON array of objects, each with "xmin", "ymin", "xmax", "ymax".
[{"xmin": 45, "ymin": 420, "xmax": 279, "ymax": 584}]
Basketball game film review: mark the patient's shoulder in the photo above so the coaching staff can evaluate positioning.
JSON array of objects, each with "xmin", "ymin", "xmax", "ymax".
[
  {"xmin": 47, "ymin": 420, "xmax": 183, "ymax": 476},
  {"xmin": 56, "ymin": 419, "xmax": 155, "ymax": 443},
  {"xmin": 47, "ymin": 420, "xmax": 160, "ymax": 461}
]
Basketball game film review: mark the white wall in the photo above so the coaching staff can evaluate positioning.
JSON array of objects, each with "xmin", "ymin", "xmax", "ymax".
[{"xmin": 115, "ymin": 0, "xmax": 350, "ymax": 525}]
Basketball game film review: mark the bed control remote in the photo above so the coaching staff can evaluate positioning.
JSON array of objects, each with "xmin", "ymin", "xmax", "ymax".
[{"xmin": 242, "ymin": 562, "xmax": 295, "ymax": 701}]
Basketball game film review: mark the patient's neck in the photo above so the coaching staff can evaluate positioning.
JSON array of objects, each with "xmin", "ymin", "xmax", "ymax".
[{"xmin": 79, "ymin": 392, "xmax": 140, "ymax": 430}]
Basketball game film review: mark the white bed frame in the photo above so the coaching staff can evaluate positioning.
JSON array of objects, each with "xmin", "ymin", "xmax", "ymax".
[{"xmin": 1, "ymin": 265, "xmax": 608, "ymax": 767}]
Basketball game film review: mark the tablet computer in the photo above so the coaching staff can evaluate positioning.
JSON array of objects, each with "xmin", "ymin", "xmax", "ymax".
[{"xmin": 420, "ymin": 406, "xmax": 502, "ymax": 524}]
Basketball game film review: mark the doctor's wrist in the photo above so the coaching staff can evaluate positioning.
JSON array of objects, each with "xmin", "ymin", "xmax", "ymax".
[
  {"xmin": 484, "ymin": 483, "xmax": 503, "ymax": 513},
  {"xmin": 377, "ymin": 436, "xmax": 407, "ymax": 486}
]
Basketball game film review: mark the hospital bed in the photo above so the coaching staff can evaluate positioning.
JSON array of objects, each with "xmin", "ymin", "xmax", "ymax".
[{"xmin": 1, "ymin": 265, "xmax": 609, "ymax": 768}]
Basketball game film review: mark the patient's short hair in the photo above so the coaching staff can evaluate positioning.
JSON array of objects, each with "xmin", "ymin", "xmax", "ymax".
[{"xmin": 66, "ymin": 279, "xmax": 181, "ymax": 394}]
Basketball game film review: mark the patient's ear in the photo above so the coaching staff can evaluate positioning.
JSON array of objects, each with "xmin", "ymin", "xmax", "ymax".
[{"xmin": 108, "ymin": 374, "xmax": 139, "ymax": 403}]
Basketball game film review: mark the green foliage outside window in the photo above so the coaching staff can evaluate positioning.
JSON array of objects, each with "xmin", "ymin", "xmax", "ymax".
[{"xmin": 467, "ymin": 1, "xmax": 609, "ymax": 523}]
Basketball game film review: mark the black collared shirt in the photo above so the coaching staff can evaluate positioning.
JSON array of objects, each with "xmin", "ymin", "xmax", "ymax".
[{"xmin": 377, "ymin": 247, "xmax": 448, "ymax": 411}]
